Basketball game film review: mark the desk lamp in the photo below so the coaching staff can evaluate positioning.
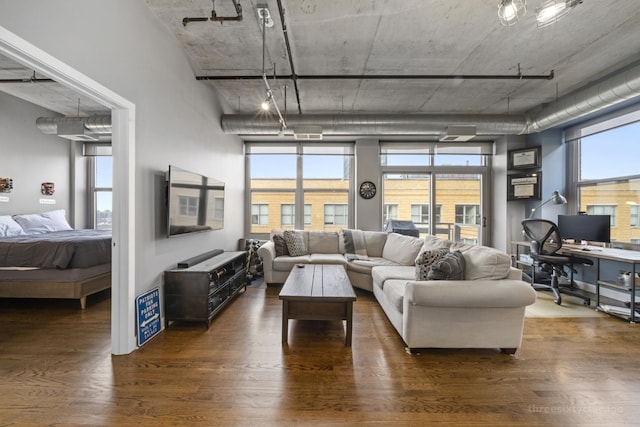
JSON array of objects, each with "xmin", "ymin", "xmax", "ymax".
[{"xmin": 529, "ymin": 190, "xmax": 567, "ymax": 218}]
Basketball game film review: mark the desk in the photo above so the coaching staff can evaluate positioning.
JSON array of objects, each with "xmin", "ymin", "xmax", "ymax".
[{"xmin": 512, "ymin": 241, "xmax": 640, "ymax": 322}]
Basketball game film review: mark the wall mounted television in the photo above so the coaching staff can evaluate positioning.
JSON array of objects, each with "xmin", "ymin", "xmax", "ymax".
[
  {"xmin": 557, "ymin": 214, "xmax": 611, "ymax": 243},
  {"xmin": 166, "ymin": 165, "xmax": 224, "ymax": 237}
]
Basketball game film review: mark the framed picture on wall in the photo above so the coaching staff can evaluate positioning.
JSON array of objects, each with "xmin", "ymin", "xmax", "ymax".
[
  {"xmin": 507, "ymin": 172, "xmax": 542, "ymax": 201},
  {"xmin": 508, "ymin": 146, "xmax": 541, "ymax": 170}
]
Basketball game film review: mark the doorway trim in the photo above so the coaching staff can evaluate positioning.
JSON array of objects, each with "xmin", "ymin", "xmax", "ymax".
[{"xmin": 0, "ymin": 26, "xmax": 137, "ymax": 355}]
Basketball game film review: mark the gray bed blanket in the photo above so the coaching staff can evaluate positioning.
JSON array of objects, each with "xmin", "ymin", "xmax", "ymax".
[{"xmin": 0, "ymin": 229, "xmax": 111, "ymax": 269}]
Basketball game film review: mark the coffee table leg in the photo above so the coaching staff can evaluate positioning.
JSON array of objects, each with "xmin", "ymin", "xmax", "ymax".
[
  {"xmin": 282, "ymin": 300, "xmax": 289, "ymax": 344},
  {"xmin": 345, "ymin": 301, "xmax": 353, "ymax": 346}
]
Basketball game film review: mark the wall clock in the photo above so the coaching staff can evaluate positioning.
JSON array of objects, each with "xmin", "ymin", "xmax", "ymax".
[{"xmin": 359, "ymin": 181, "xmax": 377, "ymax": 199}]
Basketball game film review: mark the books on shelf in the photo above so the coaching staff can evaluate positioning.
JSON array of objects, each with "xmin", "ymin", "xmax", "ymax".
[{"xmin": 599, "ymin": 304, "xmax": 640, "ymax": 318}]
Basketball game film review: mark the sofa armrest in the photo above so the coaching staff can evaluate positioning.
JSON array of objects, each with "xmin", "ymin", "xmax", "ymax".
[
  {"xmin": 257, "ymin": 240, "xmax": 276, "ymax": 264},
  {"xmin": 506, "ymin": 267, "xmax": 523, "ymax": 280},
  {"xmin": 405, "ymin": 279, "xmax": 537, "ymax": 309}
]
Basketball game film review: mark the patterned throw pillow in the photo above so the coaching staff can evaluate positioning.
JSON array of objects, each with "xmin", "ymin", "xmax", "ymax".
[
  {"xmin": 427, "ymin": 250, "xmax": 466, "ymax": 280},
  {"xmin": 414, "ymin": 248, "xmax": 450, "ymax": 280},
  {"xmin": 273, "ymin": 234, "xmax": 289, "ymax": 257},
  {"xmin": 283, "ymin": 230, "xmax": 308, "ymax": 257}
]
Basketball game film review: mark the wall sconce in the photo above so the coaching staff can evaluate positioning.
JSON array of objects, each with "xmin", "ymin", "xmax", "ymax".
[{"xmin": 498, "ymin": 0, "xmax": 527, "ymax": 26}]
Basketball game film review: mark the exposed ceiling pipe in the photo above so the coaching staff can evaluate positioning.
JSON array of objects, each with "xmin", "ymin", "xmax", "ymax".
[
  {"xmin": 36, "ymin": 115, "xmax": 112, "ymax": 141},
  {"xmin": 221, "ymin": 113, "xmax": 528, "ymax": 136},
  {"xmin": 221, "ymin": 61, "xmax": 640, "ymax": 136},
  {"xmin": 182, "ymin": 0, "xmax": 243, "ymax": 26},
  {"xmin": 523, "ymin": 61, "xmax": 640, "ymax": 133}
]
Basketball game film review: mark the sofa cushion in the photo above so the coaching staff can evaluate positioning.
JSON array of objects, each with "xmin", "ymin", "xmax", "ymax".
[
  {"xmin": 422, "ymin": 234, "xmax": 454, "ymax": 251},
  {"xmin": 460, "ymin": 245, "xmax": 512, "ymax": 280},
  {"xmin": 341, "ymin": 229, "xmax": 368, "ymax": 257},
  {"xmin": 284, "ymin": 230, "xmax": 308, "ymax": 256},
  {"xmin": 273, "ymin": 234, "xmax": 289, "ymax": 257},
  {"xmin": 310, "ymin": 253, "xmax": 347, "ymax": 265},
  {"xmin": 383, "ymin": 280, "xmax": 407, "ymax": 313},
  {"xmin": 346, "ymin": 257, "xmax": 401, "ymax": 275},
  {"xmin": 382, "ymin": 233, "xmax": 425, "ymax": 265},
  {"xmin": 372, "ymin": 266, "xmax": 415, "ymax": 289},
  {"xmin": 309, "ymin": 231, "xmax": 339, "ymax": 254},
  {"xmin": 363, "ymin": 231, "xmax": 388, "ymax": 257},
  {"xmin": 273, "ymin": 255, "xmax": 312, "ymax": 271},
  {"xmin": 427, "ymin": 250, "xmax": 466, "ymax": 280},
  {"xmin": 415, "ymin": 248, "xmax": 450, "ymax": 280}
]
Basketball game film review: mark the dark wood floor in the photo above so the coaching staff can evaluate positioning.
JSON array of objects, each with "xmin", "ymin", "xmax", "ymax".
[{"xmin": 1, "ymin": 282, "xmax": 640, "ymax": 426}]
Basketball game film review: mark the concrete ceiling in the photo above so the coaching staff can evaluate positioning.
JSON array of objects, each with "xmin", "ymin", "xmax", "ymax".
[{"xmin": 1, "ymin": 1, "xmax": 639, "ymax": 124}]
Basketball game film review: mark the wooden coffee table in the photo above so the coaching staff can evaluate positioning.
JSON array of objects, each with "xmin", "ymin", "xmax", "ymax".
[{"xmin": 279, "ymin": 264, "xmax": 357, "ymax": 346}]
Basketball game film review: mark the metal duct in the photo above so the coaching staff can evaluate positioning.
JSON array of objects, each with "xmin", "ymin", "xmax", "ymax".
[
  {"xmin": 36, "ymin": 115, "xmax": 112, "ymax": 134},
  {"xmin": 524, "ymin": 62, "xmax": 640, "ymax": 133},
  {"xmin": 221, "ymin": 114, "xmax": 528, "ymax": 136},
  {"xmin": 221, "ymin": 62, "xmax": 640, "ymax": 137}
]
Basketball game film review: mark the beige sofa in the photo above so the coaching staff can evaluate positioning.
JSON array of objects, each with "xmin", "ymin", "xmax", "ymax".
[{"xmin": 257, "ymin": 230, "xmax": 536, "ymax": 353}]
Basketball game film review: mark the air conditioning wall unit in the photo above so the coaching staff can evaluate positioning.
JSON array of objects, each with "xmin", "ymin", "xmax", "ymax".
[{"xmin": 439, "ymin": 125, "xmax": 476, "ymax": 142}]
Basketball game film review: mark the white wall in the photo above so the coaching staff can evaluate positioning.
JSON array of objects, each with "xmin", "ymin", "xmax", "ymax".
[
  {"xmin": 0, "ymin": 91, "xmax": 73, "ymax": 218},
  {"xmin": 0, "ymin": 0, "xmax": 244, "ymax": 347}
]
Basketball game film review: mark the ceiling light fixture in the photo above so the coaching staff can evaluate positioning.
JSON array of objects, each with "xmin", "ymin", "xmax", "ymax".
[
  {"xmin": 536, "ymin": 0, "xmax": 582, "ymax": 28},
  {"xmin": 498, "ymin": 0, "xmax": 527, "ymax": 26}
]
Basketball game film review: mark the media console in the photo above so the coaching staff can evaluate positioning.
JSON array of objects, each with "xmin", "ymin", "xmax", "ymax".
[{"xmin": 164, "ymin": 250, "xmax": 247, "ymax": 328}]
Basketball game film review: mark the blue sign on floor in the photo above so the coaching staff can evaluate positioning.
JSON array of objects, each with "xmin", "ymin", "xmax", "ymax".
[{"xmin": 136, "ymin": 287, "xmax": 161, "ymax": 347}]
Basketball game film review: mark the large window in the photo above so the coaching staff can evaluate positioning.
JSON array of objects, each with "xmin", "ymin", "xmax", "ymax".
[
  {"xmin": 568, "ymin": 109, "xmax": 640, "ymax": 244},
  {"xmin": 247, "ymin": 143, "xmax": 353, "ymax": 236},
  {"xmin": 381, "ymin": 143, "xmax": 490, "ymax": 243},
  {"xmin": 90, "ymin": 156, "xmax": 112, "ymax": 230}
]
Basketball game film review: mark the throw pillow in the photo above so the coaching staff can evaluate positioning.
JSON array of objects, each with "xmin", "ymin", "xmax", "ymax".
[
  {"xmin": 427, "ymin": 250, "xmax": 466, "ymax": 280},
  {"xmin": 12, "ymin": 209, "xmax": 73, "ymax": 234},
  {"xmin": 273, "ymin": 234, "xmax": 289, "ymax": 257},
  {"xmin": 341, "ymin": 229, "xmax": 368, "ymax": 257},
  {"xmin": 414, "ymin": 248, "xmax": 450, "ymax": 280},
  {"xmin": 0, "ymin": 215, "xmax": 26, "ymax": 237},
  {"xmin": 283, "ymin": 230, "xmax": 308, "ymax": 257}
]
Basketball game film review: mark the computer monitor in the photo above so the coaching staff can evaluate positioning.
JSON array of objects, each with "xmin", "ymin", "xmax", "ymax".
[{"xmin": 557, "ymin": 214, "xmax": 611, "ymax": 243}]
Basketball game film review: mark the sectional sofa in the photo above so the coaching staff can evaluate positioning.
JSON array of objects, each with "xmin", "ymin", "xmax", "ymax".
[{"xmin": 257, "ymin": 229, "xmax": 537, "ymax": 353}]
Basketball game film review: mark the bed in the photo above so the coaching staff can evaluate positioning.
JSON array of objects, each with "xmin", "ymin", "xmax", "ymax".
[{"xmin": 0, "ymin": 211, "xmax": 112, "ymax": 309}]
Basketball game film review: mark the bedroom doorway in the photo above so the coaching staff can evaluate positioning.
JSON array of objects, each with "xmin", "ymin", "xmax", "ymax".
[{"xmin": 0, "ymin": 26, "xmax": 137, "ymax": 355}]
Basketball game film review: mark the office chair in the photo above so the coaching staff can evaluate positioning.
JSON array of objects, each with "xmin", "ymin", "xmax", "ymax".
[{"xmin": 521, "ymin": 218, "xmax": 593, "ymax": 306}]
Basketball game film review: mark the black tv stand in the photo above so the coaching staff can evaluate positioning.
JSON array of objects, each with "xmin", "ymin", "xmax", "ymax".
[{"xmin": 164, "ymin": 251, "xmax": 247, "ymax": 328}]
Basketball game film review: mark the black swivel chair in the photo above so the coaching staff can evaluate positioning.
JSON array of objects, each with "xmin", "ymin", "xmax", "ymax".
[{"xmin": 521, "ymin": 218, "xmax": 593, "ymax": 306}]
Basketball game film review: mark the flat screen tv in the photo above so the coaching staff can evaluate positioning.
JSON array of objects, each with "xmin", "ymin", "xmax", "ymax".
[
  {"xmin": 557, "ymin": 214, "xmax": 611, "ymax": 243},
  {"xmin": 166, "ymin": 165, "xmax": 224, "ymax": 237}
]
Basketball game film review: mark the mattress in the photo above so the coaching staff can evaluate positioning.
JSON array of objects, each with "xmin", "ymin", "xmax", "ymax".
[{"xmin": 0, "ymin": 229, "xmax": 111, "ymax": 269}]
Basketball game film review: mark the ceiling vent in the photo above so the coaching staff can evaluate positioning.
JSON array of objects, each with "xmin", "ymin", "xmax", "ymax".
[
  {"xmin": 293, "ymin": 126, "xmax": 323, "ymax": 140},
  {"xmin": 55, "ymin": 120, "xmax": 100, "ymax": 141},
  {"xmin": 439, "ymin": 125, "xmax": 476, "ymax": 142}
]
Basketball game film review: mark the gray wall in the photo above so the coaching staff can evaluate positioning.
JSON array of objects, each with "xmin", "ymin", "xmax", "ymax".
[
  {"xmin": 0, "ymin": 91, "xmax": 73, "ymax": 219},
  {"xmin": 0, "ymin": 1, "xmax": 244, "ymax": 299}
]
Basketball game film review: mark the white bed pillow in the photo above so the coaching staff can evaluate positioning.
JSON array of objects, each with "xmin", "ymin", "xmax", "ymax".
[
  {"xmin": 0, "ymin": 215, "xmax": 27, "ymax": 237},
  {"xmin": 12, "ymin": 209, "xmax": 73, "ymax": 234}
]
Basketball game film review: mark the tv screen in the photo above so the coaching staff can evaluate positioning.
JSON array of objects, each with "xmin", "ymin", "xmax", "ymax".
[
  {"xmin": 166, "ymin": 165, "xmax": 224, "ymax": 237},
  {"xmin": 557, "ymin": 214, "xmax": 611, "ymax": 243}
]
